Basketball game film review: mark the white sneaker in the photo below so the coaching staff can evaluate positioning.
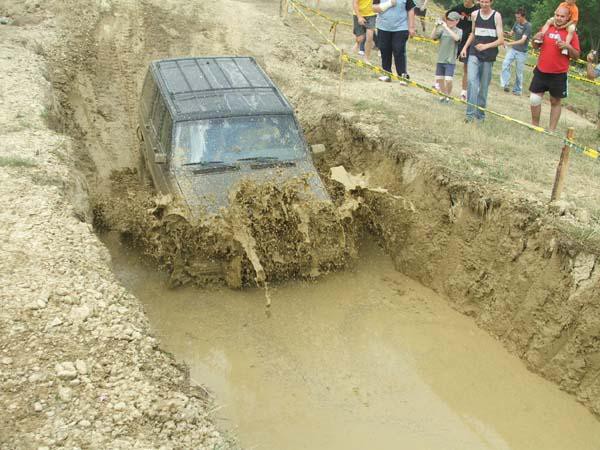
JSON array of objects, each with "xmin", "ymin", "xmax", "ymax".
[
  {"xmin": 378, "ymin": 75, "xmax": 391, "ymax": 82},
  {"xmin": 358, "ymin": 50, "xmax": 365, "ymax": 56},
  {"xmin": 460, "ymin": 90, "xmax": 467, "ymax": 101}
]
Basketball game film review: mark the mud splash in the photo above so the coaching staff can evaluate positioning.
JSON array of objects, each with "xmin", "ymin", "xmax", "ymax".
[{"xmin": 93, "ymin": 170, "xmax": 359, "ymax": 287}]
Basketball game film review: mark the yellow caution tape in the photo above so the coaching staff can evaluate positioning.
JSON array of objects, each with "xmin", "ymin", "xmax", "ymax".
[
  {"xmin": 290, "ymin": 0, "xmax": 595, "ymax": 81},
  {"xmin": 411, "ymin": 35, "xmax": 600, "ymax": 87},
  {"xmin": 288, "ymin": 0, "xmax": 341, "ymax": 52},
  {"xmin": 341, "ymin": 52, "xmax": 599, "ymax": 162},
  {"xmin": 288, "ymin": 0, "xmax": 599, "ymax": 162},
  {"xmin": 289, "ymin": 0, "xmax": 352, "ymax": 27}
]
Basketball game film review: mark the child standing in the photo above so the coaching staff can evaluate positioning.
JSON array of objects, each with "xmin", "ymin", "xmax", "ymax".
[
  {"xmin": 431, "ymin": 11, "xmax": 463, "ymax": 101},
  {"xmin": 537, "ymin": 0, "xmax": 578, "ymax": 55}
]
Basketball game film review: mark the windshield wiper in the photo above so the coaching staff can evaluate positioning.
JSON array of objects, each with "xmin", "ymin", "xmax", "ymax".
[
  {"xmin": 183, "ymin": 160, "xmax": 225, "ymax": 166},
  {"xmin": 236, "ymin": 156, "xmax": 279, "ymax": 162}
]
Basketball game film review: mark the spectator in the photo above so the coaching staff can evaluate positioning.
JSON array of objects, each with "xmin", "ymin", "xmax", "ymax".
[
  {"xmin": 446, "ymin": 0, "xmax": 479, "ymax": 100},
  {"xmin": 585, "ymin": 50, "xmax": 599, "ymax": 128},
  {"xmin": 529, "ymin": 6, "xmax": 580, "ymax": 131},
  {"xmin": 352, "ymin": 0, "xmax": 377, "ymax": 62},
  {"xmin": 431, "ymin": 12, "xmax": 462, "ymax": 102},
  {"xmin": 460, "ymin": 0, "xmax": 504, "ymax": 122},
  {"xmin": 538, "ymin": 0, "xmax": 578, "ymax": 56},
  {"xmin": 586, "ymin": 50, "xmax": 599, "ymax": 80},
  {"xmin": 500, "ymin": 8, "xmax": 531, "ymax": 96},
  {"xmin": 414, "ymin": 0, "xmax": 428, "ymax": 33},
  {"xmin": 374, "ymin": 0, "xmax": 416, "ymax": 83},
  {"xmin": 359, "ymin": 30, "xmax": 378, "ymax": 53}
]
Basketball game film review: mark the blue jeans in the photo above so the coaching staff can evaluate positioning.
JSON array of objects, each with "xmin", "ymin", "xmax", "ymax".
[
  {"xmin": 500, "ymin": 48, "xmax": 527, "ymax": 94},
  {"xmin": 466, "ymin": 55, "xmax": 494, "ymax": 121}
]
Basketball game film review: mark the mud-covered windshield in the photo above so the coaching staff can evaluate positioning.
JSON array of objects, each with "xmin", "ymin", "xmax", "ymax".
[{"xmin": 172, "ymin": 115, "xmax": 306, "ymax": 166}]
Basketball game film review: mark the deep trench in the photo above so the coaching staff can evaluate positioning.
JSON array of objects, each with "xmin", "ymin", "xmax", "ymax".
[{"xmin": 44, "ymin": 0, "xmax": 600, "ymax": 445}]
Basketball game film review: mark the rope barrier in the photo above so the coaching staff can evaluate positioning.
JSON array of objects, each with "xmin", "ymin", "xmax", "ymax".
[
  {"xmin": 287, "ymin": 0, "xmax": 600, "ymax": 163},
  {"xmin": 291, "ymin": 0, "xmax": 595, "ymax": 79},
  {"xmin": 409, "ymin": 35, "xmax": 600, "ymax": 87}
]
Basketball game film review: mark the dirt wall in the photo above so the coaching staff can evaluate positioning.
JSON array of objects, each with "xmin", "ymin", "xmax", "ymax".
[
  {"xmin": 0, "ymin": 3, "xmax": 229, "ymax": 448},
  {"xmin": 309, "ymin": 113, "xmax": 600, "ymax": 417}
]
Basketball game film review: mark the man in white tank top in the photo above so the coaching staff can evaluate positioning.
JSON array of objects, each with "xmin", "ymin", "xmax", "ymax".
[{"xmin": 459, "ymin": 0, "xmax": 504, "ymax": 122}]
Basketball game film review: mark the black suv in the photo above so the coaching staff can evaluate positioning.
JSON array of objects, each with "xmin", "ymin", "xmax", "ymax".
[{"xmin": 138, "ymin": 56, "xmax": 329, "ymax": 218}]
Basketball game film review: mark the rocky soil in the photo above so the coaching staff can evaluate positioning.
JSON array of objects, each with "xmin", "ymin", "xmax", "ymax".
[
  {"xmin": 1, "ymin": 0, "xmax": 600, "ymax": 447},
  {"xmin": 0, "ymin": 2, "xmax": 229, "ymax": 448}
]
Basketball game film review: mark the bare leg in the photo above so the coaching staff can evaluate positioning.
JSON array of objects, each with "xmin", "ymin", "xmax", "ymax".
[
  {"xmin": 353, "ymin": 34, "xmax": 365, "ymax": 53},
  {"xmin": 462, "ymin": 61, "xmax": 468, "ymax": 91},
  {"xmin": 438, "ymin": 79, "xmax": 446, "ymax": 94},
  {"xmin": 364, "ymin": 28, "xmax": 374, "ymax": 61},
  {"xmin": 549, "ymin": 96, "xmax": 562, "ymax": 131},
  {"xmin": 530, "ymin": 93, "xmax": 544, "ymax": 127},
  {"xmin": 445, "ymin": 79, "xmax": 453, "ymax": 96}
]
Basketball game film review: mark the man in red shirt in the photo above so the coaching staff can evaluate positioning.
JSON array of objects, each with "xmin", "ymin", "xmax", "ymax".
[{"xmin": 529, "ymin": 6, "xmax": 580, "ymax": 131}]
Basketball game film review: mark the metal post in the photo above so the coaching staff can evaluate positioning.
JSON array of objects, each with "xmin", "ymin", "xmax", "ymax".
[
  {"xmin": 338, "ymin": 50, "xmax": 345, "ymax": 98},
  {"xmin": 550, "ymin": 127, "xmax": 575, "ymax": 202}
]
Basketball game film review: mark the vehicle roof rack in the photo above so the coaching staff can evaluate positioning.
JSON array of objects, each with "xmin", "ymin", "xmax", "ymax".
[{"xmin": 152, "ymin": 57, "xmax": 293, "ymax": 120}]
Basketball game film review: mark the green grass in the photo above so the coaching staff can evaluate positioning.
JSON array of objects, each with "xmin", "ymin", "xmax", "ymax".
[
  {"xmin": 0, "ymin": 156, "xmax": 37, "ymax": 168},
  {"xmin": 286, "ymin": 8, "xmax": 600, "ymax": 232}
]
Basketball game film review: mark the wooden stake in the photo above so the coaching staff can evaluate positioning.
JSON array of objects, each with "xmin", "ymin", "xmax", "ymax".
[
  {"xmin": 338, "ymin": 50, "xmax": 345, "ymax": 98},
  {"xmin": 332, "ymin": 22, "xmax": 338, "ymax": 43},
  {"xmin": 550, "ymin": 127, "xmax": 575, "ymax": 202}
]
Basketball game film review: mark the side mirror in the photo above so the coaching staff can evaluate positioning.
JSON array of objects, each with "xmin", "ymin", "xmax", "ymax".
[
  {"xmin": 155, "ymin": 153, "xmax": 167, "ymax": 164},
  {"xmin": 311, "ymin": 144, "xmax": 326, "ymax": 154}
]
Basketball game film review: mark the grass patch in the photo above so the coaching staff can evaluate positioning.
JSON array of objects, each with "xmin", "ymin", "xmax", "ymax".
[
  {"xmin": 288, "ymin": 10, "xmax": 600, "ymax": 230},
  {"xmin": 0, "ymin": 156, "xmax": 37, "ymax": 168}
]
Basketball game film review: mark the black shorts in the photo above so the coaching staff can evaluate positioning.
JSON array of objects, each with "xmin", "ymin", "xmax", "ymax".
[
  {"xmin": 415, "ymin": 7, "xmax": 427, "ymax": 16},
  {"xmin": 529, "ymin": 67, "xmax": 568, "ymax": 99}
]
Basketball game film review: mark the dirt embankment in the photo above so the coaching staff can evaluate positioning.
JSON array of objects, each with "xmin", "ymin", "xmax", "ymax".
[
  {"xmin": 0, "ymin": 2, "xmax": 229, "ymax": 448},
  {"xmin": 309, "ymin": 113, "xmax": 600, "ymax": 416}
]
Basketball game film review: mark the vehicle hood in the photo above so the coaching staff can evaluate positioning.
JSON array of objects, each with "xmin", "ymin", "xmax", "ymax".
[{"xmin": 172, "ymin": 160, "xmax": 330, "ymax": 218}]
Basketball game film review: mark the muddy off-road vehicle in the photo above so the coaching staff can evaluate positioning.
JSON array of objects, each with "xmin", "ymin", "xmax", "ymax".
[{"xmin": 137, "ymin": 56, "xmax": 329, "ymax": 217}]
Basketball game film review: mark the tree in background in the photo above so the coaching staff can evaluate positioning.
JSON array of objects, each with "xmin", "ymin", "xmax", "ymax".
[{"xmin": 436, "ymin": 0, "xmax": 598, "ymax": 52}]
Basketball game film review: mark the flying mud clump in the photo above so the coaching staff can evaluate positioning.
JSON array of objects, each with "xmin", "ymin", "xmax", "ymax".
[{"xmin": 93, "ymin": 169, "xmax": 359, "ymax": 288}]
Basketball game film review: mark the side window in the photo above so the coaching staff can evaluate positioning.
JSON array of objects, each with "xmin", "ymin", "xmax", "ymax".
[
  {"xmin": 151, "ymin": 95, "xmax": 166, "ymax": 135},
  {"xmin": 159, "ymin": 114, "xmax": 173, "ymax": 153},
  {"xmin": 140, "ymin": 73, "xmax": 156, "ymax": 119}
]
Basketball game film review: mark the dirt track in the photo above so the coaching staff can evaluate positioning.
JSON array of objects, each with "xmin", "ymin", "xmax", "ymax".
[{"xmin": 1, "ymin": 0, "xmax": 600, "ymax": 447}]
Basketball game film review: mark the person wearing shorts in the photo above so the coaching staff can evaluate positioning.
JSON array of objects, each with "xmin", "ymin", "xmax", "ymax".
[
  {"xmin": 414, "ymin": 0, "xmax": 428, "ymax": 33},
  {"xmin": 446, "ymin": 0, "xmax": 478, "ymax": 99},
  {"xmin": 431, "ymin": 11, "xmax": 462, "ymax": 101},
  {"xmin": 352, "ymin": 0, "xmax": 377, "ymax": 61},
  {"xmin": 529, "ymin": 6, "xmax": 580, "ymax": 131}
]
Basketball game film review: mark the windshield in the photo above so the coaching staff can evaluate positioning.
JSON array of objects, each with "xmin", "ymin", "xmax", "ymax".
[{"xmin": 172, "ymin": 115, "xmax": 306, "ymax": 166}]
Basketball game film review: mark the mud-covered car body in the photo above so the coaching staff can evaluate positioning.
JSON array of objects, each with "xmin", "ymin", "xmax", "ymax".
[{"xmin": 138, "ymin": 56, "xmax": 329, "ymax": 218}]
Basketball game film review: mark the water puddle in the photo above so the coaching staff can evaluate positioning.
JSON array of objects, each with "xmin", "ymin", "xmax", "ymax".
[{"xmin": 105, "ymin": 235, "xmax": 600, "ymax": 450}]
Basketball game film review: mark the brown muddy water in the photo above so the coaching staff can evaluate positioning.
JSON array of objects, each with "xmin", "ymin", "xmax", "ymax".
[{"xmin": 104, "ymin": 234, "xmax": 600, "ymax": 450}]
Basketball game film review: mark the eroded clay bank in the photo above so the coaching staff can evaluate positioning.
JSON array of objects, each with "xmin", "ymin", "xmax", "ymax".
[{"xmin": 306, "ymin": 113, "xmax": 600, "ymax": 416}]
